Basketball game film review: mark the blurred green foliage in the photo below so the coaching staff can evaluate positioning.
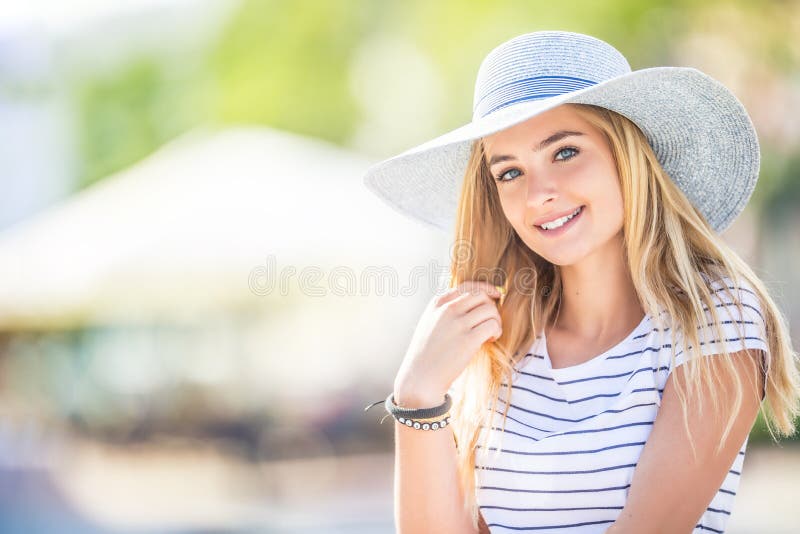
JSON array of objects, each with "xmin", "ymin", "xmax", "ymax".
[
  {"xmin": 63, "ymin": 0, "xmax": 800, "ymax": 443},
  {"xmin": 74, "ymin": 0, "xmax": 378, "ymax": 188},
  {"xmin": 72, "ymin": 0, "xmax": 796, "ymax": 191},
  {"xmin": 74, "ymin": 0, "xmax": 695, "ymax": 188},
  {"xmin": 75, "ymin": 58, "xmax": 206, "ymax": 187},
  {"xmin": 209, "ymin": 0, "xmax": 375, "ymax": 142}
]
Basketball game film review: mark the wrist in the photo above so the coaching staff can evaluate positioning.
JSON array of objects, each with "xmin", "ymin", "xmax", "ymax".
[{"xmin": 393, "ymin": 385, "xmax": 447, "ymax": 409}]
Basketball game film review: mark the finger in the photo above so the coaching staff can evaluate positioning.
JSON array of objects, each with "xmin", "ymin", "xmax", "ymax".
[
  {"xmin": 457, "ymin": 280, "xmax": 502, "ymax": 301},
  {"xmin": 433, "ymin": 287, "xmax": 461, "ymax": 307},
  {"xmin": 435, "ymin": 280, "xmax": 501, "ymax": 307},
  {"xmin": 469, "ymin": 316, "xmax": 502, "ymax": 343},
  {"xmin": 465, "ymin": 300, "xmax": 502, "ymax": 331},
  {"xmin": 447, "ymin": 290, "xmax": 496, "ymax": 315}
]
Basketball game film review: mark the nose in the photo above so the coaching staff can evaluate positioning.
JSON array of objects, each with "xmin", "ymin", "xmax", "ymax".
[{"xmin": 526, "ymin": 168, "xmax": 558, "ymax": 213}]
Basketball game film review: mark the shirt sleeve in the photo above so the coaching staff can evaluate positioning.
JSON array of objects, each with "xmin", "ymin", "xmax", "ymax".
[{"xmin": 669, "ymin": 276, "xmax": 769, "ymax": 398}]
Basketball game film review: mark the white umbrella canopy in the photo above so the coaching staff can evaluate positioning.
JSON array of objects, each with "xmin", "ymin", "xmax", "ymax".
[{"xmin": 0, "ymin": 126, "xmax": 450, "ymax": 329}]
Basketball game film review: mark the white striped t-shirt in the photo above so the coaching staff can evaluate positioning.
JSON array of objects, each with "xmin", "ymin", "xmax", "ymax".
[{"xmin": 474, "ymin": 277, "xmax": 768, "ymax": 533}]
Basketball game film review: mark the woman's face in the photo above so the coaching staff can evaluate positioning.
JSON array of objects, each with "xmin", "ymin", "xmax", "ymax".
[{"xmin": 481, "ymin": 104, "xmax": 624, "ymax": 266}]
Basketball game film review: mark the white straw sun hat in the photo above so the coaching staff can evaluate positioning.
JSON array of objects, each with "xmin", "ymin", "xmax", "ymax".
[{"xmin": 362, "ymin": 30, "xmax": 760, "ymax": 235}]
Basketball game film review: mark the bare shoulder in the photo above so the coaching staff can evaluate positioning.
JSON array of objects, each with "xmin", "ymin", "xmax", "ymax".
[{"xmin": 613, "ymin": 347, "xmax": 763, "ymax": 532}]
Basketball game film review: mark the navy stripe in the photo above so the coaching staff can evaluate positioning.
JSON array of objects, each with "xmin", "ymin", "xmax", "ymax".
[
  {"xmin": 675, "ymin": 335, "xmax": 766, "ymax": 359},
  {"xmin": 706, "ymin": 506, "xmax": 732, "ymax": 516},
  {"xmin": 500, "ymin": 383, "xmax": 568, "ymax": 404},
  {"xmin": 706, "ymin": 300, "xmax": 765, "ymax": 325},
  {"xmin": 558, "ymin": 366, "xmax": 669, "ymax": 386},
  {"xmin": 708, "ymin": 283, "xmax": 763, "ymax": 318},
  {"xmin": 480, "ymin": 78, "xmax": 595, "ymax": 112},
  {"xmin": 719, "ymin": 487, "xmax": 737, "ymax": 496},
  {"xmin": 503, "ymin": 400, "xmax": 657, "ymax": 424},
  {"xmin": 512, "ymin": 352, "xmax": 544, "ymax": 362},
  {"xmin": 475, "ymin": 74, "xmax": 598, "ymax": 108},
  {"xmin": 664, "ymin": 286, "xmax": 766, "ymax": 328},
  {"xmin": 487, "ymin": 519, "xmax": 615, "ymax": 531},
  {"xmin": 709, "ymin": 283, "xmax": 758, "ymax": 298},
  {"xmin": 481, "ymin": 504, "xmax": 623, "ymax": 513},
  {"xmin": 476, "ymin": 440, "xmax": 647, "ymax": 457},
  {"xmin": 500, "ymin": 380, "xmax": 662, "ymax": 405},
  {"xmin": 479, "ymin": 483, "xmax": 631, "ymax": 494},
  {"xmin": 490, "ymin": 409, "xmax": 553, "ymax": 433},
  {"xmin": 476, "ymin": 462, "xmax": 638, "ymax": 476},
  {"xmin": 552, "ymin": 420, "xmax": 655, "ymax": 437},
  {"xmin": 515, "ymin": 312, "xmax": 664, "ymax": 369},
  {"xmin": 500, "ymin": 386, "xmax": 661, "ymax": 404},
  {"xmin": 556, "ymin": 386, "xmax": 659, "ymax": 405},
  {"xmin": 604, "ymin": 344, "xmax": 666, "ymax": 363},
  {"xmin": 515, "ymin": 369, "xmax": 556, "ymax": 382},
  {"xmin": 483, "ymin": 425, "xmax": 549, "ymax": 442},
  {"xmin": 698, "ymin": 318, "xmax": 758, "ymax": 329},
  {"xmin": 520, "ymin": 346, "xmax": 671, "ymax": 365},
  {"xmin": 483, "ymin": 93, "xmax": 574, "ymax": 116},
  {"xmin": 475, "ymin": 76, "xmax": 597, "ymax": 118},
  {"xmin": 695, "ymin": 524, "xmax": 724, "ymax": 533},
  {"xmin": 483, "ymin": 420, "xmax": 654, "ymax": 443},
  {"xmin": 518, "ymin": 348, "xmax": 672, "ymax": 364},
  {"xmin": 692, "ymin": 280, "xmax": 766, "ymax": 322}
]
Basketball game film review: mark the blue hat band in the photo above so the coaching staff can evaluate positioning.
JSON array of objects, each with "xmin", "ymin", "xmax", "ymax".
[{"xmin": 475, "ymin": 74, "xmax": 599, "ymax": 119}]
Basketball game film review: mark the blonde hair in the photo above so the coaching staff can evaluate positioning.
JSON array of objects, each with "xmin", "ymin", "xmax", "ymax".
[{"xmin": 447, "ymin": 103, "xmax": 800, "ymax": 530}]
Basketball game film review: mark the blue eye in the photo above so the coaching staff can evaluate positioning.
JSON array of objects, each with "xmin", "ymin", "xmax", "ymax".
[
  {"xmin": 555, "ymin": 146, "xmax": 579, "ymax": 161},
  {"xmin": 494, "ymin": 146, "xmax": 580, "ymax": 183},
  {"xmin": 496, "ymin": 168, "xmax": 522, "ymax": 182}
]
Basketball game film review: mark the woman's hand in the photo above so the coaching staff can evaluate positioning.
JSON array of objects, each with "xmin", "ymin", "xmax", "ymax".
[{"xmin": 393, "ymin": 280, "xmax": 504, "ymax": 406}]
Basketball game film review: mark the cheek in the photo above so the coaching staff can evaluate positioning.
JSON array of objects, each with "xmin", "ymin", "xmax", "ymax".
[
  {"xmin": 496, "ymin": 190, "xmax": 522, "ymax": 220},
  {"xmin": 571, "ymin": 158, "xmax": 623, "ymax": 228},
  {"xmin": 590, "ymin": 178, "xmax": 625, "ymax": 231}
]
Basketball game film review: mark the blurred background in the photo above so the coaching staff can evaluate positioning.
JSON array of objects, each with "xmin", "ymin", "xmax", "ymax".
[{"xmin": 0, "ymin": 0, "xmax": 798, "ymax": 532}]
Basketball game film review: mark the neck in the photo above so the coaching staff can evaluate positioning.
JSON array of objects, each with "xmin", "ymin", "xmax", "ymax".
[{"xmin": 552, "ymin": 232, "xmax": 644, "ymax": 338}]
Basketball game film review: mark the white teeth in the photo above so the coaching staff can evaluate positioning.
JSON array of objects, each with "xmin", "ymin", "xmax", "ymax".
[{"xmin": 539, "ymin": 206, "xmax": 582, "ymax": 230}]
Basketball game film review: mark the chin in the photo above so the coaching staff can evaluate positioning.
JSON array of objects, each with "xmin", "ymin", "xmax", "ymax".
[
  {"xmin": 522, "ymin": 236, "xmax": 592, "ymax": 266},
  {"xmin": 539, "ymin": 251, "xmax": 584, "ymax": 267}
]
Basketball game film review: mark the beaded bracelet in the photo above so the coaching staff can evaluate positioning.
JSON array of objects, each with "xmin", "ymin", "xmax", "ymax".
[
  {"xmin": 396, "ymin": 411, "xmax": 451, "ymax": 431},
  {"xmin": 385, "ymin": 392, "xmax": 451, "ymax": 419},
  {"xmin": 364, "ymin": 392, "xmax": 453, "ymax": 431}
]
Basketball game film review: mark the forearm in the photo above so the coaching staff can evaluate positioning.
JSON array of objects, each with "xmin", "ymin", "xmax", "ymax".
[
  {"xmin": 604, "ymin": 518, "xmax": 662, "ymax": 534},
  {"xmin": 393, "ymin": 388, "xmax": 478, "ymax": 534}
]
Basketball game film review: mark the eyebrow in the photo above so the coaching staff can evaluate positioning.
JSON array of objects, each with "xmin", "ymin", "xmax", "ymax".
[{"xmin": 487, "ymin": 130, "xmax": 585, "ymax": 167}]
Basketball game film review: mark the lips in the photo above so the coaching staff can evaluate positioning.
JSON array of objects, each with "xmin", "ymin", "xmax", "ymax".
[
  {"xmin": 533, "ymin": 206, "xmax": 583, "ymax": 228},
  {"xmin": 534, "ymin": 205, "xmax": 585, "ymax": 237}
]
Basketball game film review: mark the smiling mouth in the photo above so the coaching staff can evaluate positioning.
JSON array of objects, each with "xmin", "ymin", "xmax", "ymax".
[
  {"xmin": 534, "ymin": 205, "xmax": 585, "ymax": 236},
  {"xmin": 536, "ymin": 206, "xmax": 583, "ymax": 229}
]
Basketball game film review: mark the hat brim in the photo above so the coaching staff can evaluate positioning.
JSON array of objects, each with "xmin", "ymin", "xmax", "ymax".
[{"xmin": 362, "ymin": 66, "xmax": 760, "ymax": 235}]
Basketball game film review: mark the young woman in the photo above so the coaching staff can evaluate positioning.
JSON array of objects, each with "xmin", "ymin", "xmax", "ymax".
[{"xmin": 363, "ymin": 31, "xmax": 799, "ymax": 533}]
